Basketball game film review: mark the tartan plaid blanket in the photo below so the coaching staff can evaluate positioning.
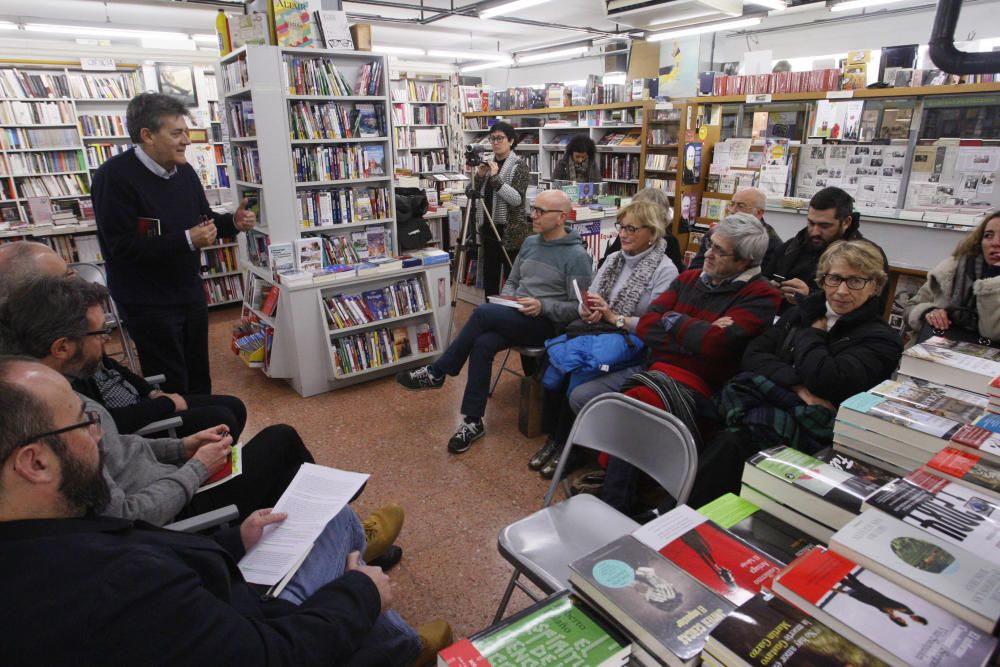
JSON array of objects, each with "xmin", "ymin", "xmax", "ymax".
[{"xmin": 717, "ymin": 372, "xmax": 834, "ymax": 454}]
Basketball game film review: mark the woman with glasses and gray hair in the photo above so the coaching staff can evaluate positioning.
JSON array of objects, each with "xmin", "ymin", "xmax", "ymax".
[
  {"xmin": 687, "ymin": 239, "xmax": 903, "ymax": 507},
  {"xmin": 903, "ymin": 210, "xmax": 1000, "ymax": 346},
  {"xmin": 530, "ymin": 199, "xmax": 679, "ymax": 477}
]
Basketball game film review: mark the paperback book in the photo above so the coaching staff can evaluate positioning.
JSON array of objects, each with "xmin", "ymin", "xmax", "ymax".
[
  {"xmin": 900, "ymin": 336, "xmax": 1000, "ymax": 394},
  {"xmin": 773, "ymin": 546, "xmax": 997, "ymax": 667},
  {"xmin": 697, "ymin": 493, "xmax": 818, "ymax": 566},
  {"xmin": 924, "ymin": 447, "xmax": 1000, "ymax": 502},
  {"xmin": 739, "ymin": 483, "xmax": 835, "ymax": 543},
  {"xmin": 830, "ymin": 509, "xmax": 1000, "ymax": 633},
  {"xmin": 569, "ymin": 535, "xmax": 733, "ymax": 667},
  {"xmin": 436, "ymin": 590, "xmax": 630, "ymax": 667},
  {"xmin": 868, "ymin": 377, "xmax": 988, "ymax": 423}
]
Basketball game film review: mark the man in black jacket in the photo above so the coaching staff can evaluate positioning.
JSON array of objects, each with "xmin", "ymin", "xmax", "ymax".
[
  {"xmin": 763, "ymin": 186, "xmax": 889, "ymax": 313},
  {"xmin": 0, "ymin": 357, "xmax": 446, "ymax": 666},
  {"xmin": 92, "ymin": 92, "xmax": 256, "ymax": 394}
]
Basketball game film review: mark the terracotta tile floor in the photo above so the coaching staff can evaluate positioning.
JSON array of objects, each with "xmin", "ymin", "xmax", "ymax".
[{"xmin": 207, "ymin": 302, "xmax": 550, "ymax": 639}]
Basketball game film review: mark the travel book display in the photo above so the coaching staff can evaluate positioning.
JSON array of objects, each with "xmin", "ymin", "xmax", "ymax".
[{"xmin": 218, "ymin": 45, "xmax": 449, "ymax": 397}]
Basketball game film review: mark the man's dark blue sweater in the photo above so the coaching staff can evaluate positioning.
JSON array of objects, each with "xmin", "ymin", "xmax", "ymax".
[{"xmin": 91, "ymin": 148, "xmax": 238, "ymax": 306}]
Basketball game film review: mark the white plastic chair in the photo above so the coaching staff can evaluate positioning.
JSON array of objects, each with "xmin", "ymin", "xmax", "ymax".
[{"xmin": 492, "ymin": 392, "xmax": 699, "ymax": 622}]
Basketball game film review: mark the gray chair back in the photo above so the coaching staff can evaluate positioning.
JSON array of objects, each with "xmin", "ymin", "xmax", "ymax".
[
  {"xmin": 71, "ymin": 262, "xmax": 140, "ymax": 373},
  {"xmin": 543, "ymin": 392, "xmax": 698, "ymax": 507}
]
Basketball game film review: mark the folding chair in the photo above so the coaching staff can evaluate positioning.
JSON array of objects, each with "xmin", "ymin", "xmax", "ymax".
[
  {"xmin": 165, "ymin": 505, "xmax": 240, "ymax": 533},
  {"xmin": 488, "ymin": 345, "xmax": 545, "ymax": 397},
  {"xmin": 133, "ymin": 374, "xmax": 182, "ymax": 438},
  {"xmin": 71, "ymin": 262, "xmax": 139, "ymax": 373},
  {"xmin": 492, "ymin": 392, "xmax": 698, "ymax": 622}
]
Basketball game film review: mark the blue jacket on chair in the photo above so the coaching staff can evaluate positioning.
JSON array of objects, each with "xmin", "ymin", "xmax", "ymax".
[{"xmin": 543, "ymin": 332, "xmax": 645, "ymax": 394}]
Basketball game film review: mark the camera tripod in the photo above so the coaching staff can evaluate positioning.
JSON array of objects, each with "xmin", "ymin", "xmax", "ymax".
[{"xmin": 447, "ymin": 171, "xmax": 513, "ymax": 343}]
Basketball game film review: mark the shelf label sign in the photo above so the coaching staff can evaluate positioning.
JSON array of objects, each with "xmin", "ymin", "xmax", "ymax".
[
  {"xmin": 826, "ymin": 90, "xmax": 854, "ymax": 99},
  {"xmin": 745, "ymin": 94, "xmax": 772, "ymax": 104},
  {"xmin": 81, "ymin": 57, "xmax": 116, "ymax": 71}
]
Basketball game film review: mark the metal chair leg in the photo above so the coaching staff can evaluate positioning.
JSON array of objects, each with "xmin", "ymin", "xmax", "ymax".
[
  {"xmin": 493, "ymin": 571, "xmax": 519, "ymax": 624},
  {"xmin": 489, "ymin": 348, "xmax": 512, "ymax": 397}
]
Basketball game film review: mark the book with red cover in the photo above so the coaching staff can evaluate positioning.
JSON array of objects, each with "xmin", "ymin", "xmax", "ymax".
[
  {"xmin": 632, "ymin": 505, "xmax": 781, "ymax": 606},
  {"xmin": 260, "ymin": 285, "xmax": 280, "ymax": 317},
  {"xmin": 136, "ymin": 216, "xmax": 161, "ymax": 238},
  {"xmin": 951, "ymin": 423, "xmax": 1000, "ymax": 464},
  {"xmin": 924, "ymin": 447, "xmax": 1000, "ymax": 501}
]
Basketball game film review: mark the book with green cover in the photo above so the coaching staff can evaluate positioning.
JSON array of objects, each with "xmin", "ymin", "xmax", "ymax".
[
  {"xmin": 697, "ymin": 493, "xmax": 817, "ymax": 566},
  {"xmin": 437, "ymin": 590, "xmax": 630, "ymax": 666}
]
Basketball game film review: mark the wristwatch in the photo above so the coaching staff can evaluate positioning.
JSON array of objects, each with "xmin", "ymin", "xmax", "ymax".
[{"xmin": 615, "ymin": 315, "xmax": 626, "ymax": 329}]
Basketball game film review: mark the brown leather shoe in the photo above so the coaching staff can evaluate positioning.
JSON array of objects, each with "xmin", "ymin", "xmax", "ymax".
[
  {"xmin": 362, "ymin": 504, "xmax": 404, "ymax": 562},
  {"xmin": 411, "ymin": 620, "xmax": 453, "ymax": 667}
]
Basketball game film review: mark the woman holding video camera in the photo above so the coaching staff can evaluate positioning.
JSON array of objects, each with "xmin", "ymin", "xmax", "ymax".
[{"xmin": 474, "ymin": 121, "xmax": 530, "ymax": 296}]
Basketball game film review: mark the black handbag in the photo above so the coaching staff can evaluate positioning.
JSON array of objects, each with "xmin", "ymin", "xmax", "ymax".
[{"xmin": 395, "ymin": 187, "xmax": 432, "ymax": 250}]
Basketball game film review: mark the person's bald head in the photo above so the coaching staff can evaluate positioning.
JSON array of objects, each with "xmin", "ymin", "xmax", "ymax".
[
  {"xmin": 530, "ymin": 190, "xmax": 572, "ymax": 241},
  {"xmin": 0, "ymin": 242, "xmax": 73, "ymax": 301},
  {"xmin": 728, "ymin": 188, "xmax": 767, "ymax": 221},
  {"xmin": 536, "ymin": 189, "xmax": 572, "ymax": 213}
]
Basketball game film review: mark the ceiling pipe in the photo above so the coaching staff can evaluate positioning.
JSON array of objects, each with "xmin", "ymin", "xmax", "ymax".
[{"xmin": 928, "ymin": 0, "xmax": 1000, "ymax": 74}]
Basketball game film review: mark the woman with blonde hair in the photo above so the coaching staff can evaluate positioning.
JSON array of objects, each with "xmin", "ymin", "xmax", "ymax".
[
  {"xmin": 531, "ymin": 198, "xmax": 679, "ymax": 477},
  {"xmin": 904, "ymin": 210, "xmax": 1000, "ymax": 345},
  {"xmin": 687, "ymin": 239, "xmax": 903, "ymax": 506}
]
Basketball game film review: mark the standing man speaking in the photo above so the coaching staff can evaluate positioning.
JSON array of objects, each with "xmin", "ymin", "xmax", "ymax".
[{"xmin": 92, "ymin": 93, "xmax": 256, "ymax": 394}]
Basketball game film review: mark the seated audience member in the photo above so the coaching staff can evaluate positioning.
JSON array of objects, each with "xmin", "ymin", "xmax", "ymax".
[
  {"xmin": 0, "ymin": 239, "xmax": 249, "ymax": 438},
  {"xmin": 688, "ymin": 240, "xmax": 902, "ymax": 507},
  {"xmin": 396, "ymin": 189, "xmax": 593, "ymax": 454},
  {"xmin": 603, "ymin": 213, "xmax": 782, "ymax": 518},
  {"xmin": 551, "ymin": 134, "xmax": 601, "ymax": 183},
  {"xmin": 0, "ymin": 357, "xmax": 450, "ymax": 666},
  {"xmin": 73, "ymin": 351, "xmax": 247, "ymax": 439},
  {"xmin": 600, "ymin": 187, "xmax": 685, "ymax": 274},
  {"xmin": 0, "ymin": 240, "xmax": 75, "ymax": 300},
  {"xmin": 687, "ymin": 187, "xmax": 782, "ymax": 271},
  {"xmin": 532, "ymin": 199, "xmax": 678, "ymax": 477},
  {"xmin": 904, "ymin": 209, "xmax": 1000, "ymax": 345},
  {"xmin": 763, "ymin": 186, "xmax": 889, "ymax": 313}
]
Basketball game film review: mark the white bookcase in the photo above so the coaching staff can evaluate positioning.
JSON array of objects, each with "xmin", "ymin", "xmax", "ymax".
[
  {"xmin": 389, "ymin": 75, "xmax": 451, "ymax": 176},
  {"xmin": 219, "ymin": 45, "xmax": 451, "ymax": 397}
]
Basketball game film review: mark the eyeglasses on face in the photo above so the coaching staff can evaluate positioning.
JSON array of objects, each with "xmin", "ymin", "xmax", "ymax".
[
  {"xmin": 614, "ymin": 222, "xmax": 645, "ymax": 234},
  {"xmin": 821, "ymin": 274, "xmax": 874, "ymax": 290},
  {"xmin": 86, "ymin": 326, "xmax": 114, "ymax": 340},
  {"xmin": 729, "ymin": 201, "xmax": 758, "ymax": 212},
  {"xmin": 705, "ymin": 240, "xmax": 736, "ymax": 258},
  {"xmin": 17, "ymin": 410, "xmax": 102, "ymax": 448},
  {"xmin": 488, "ymin": 135, "xmax": 508, "ymax": 144},
  {"xmin": 530, "ymin": 206, "xmax": 563, "ymax": 217}
]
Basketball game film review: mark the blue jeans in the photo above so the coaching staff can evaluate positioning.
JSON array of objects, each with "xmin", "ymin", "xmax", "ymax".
[
  {"xmin": 280, "ymin": 507, "xmax": 420, "ymax": 665},
  {"xmin": 431, "ymin": 303, "xmax": 555, "ymax": 419}
]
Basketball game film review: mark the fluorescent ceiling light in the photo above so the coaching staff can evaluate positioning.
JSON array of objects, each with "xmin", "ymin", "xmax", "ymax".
[
  {"xmin": 649, "ymin": 10, "xmax": 719, "ymax": 26},
  {"xmin": 24, "ymin": 23, "xmax": 191, "ymax": 41},
  {"xmin": 647, "ymin": 17, "xmax": 762, "ymax": 41},
  {"xmin": 461, "ymin": 58, "xmax": 513, "ymax": 72},
  {"xmin": 0, "ymin": 21, "xmax": 18, "ymax": 31},
  {"xmin": 142, "ymin": 37, "xmax": 197, "ymax": 51},
  {"xmin": 427, "ymin": 49, "xmax": 510, "ymax": 61},
  {"xmin": 830, "ymin": 0, "xmax": 909, "ymax": 11},
  {"xmin": 192, "ymin": 33, "xmax": 218, "ymax": 44},
  {"xmin": 372, "ymin": 45, "xmax": 426, "ymax": 56},
  {"xmin": 517, "ymin": 46, "xmax": 589, "ymax": 64},
  {"xmin": 480, "ymin": 0, "xmax": 554, "ymax": 20},
  {"xmin": 745, "ymin": 0, "xmax": 787, "ymax": 9}
]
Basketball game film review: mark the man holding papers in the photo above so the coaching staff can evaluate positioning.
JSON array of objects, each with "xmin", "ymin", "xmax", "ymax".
[{"xmin": 0, "ymin": 357, "xmax": 450, "ymax": 666}]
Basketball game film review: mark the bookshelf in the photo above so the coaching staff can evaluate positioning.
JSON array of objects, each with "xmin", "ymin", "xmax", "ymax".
[
  {"xmin": 389, "ymin": 74, "xmax": 451, "ymax": 176},
  {"xmin": 219, "ymin": 45, "xmax": 451, "ymax": 397}
]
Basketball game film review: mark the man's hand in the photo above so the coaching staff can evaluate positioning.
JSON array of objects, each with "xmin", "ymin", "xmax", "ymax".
[
  {"xmin": 157, "ymin": 392, "xmax": 188, "ymax": 412},
  {"xmin": 347, "ymin": 551, "xmax": 393, "ymax": 613},
  {"xmin": 811, "ymin": 316, "xmax": 828, "ymax": 331},
  {"xmin": 793, "ymin": 385, "xmax": 835, "ymax": 412},
  {"xmin": 712, "ymin": 316, "xmax": 734, "ymax": 328},
  {"xmin": 925, "ymin": 308, "xmax": 951, "ymax": 331},
  {"xmin": 234, "ymin": 198, "xmax": 257, "ymax": 232},
  {"xmin": 182, "ymin": 424, "xmax": 231, "ymax": 457},
  {"xmin": 240, "ymin": 508, "xmax": 287, "ymax": 550},
  {"xmin": 191, "ymin": 439, "xmax": 232, "ymax": 475},
  {"xmin": 517, "ymin": 297, "xmax": 542, "ymax": 317},
  {"xmin": 189, "ymin": 221, "xmax": 218, "ymax": 248},
  {"xmin": 778, "ymin": 278, "xmax": 809, "ymax": 304}
]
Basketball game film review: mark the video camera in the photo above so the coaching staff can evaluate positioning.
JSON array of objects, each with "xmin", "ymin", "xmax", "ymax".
[{"xmin": 464, "ymin": 144, "xmax": 495, "ymax": 168}]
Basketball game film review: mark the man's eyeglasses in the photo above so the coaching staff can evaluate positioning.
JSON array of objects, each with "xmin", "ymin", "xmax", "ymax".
[
  {"xmin": 614, "ymin": 222, "xmax": 644, "ymax": 234},
  {"xmin": 530, "ymin": 206, "xmax": 563, "ymax": 217},
  {"xmin": 705, "ymin": 240, "xmax": 736, "ymax": 258},
  {"xmin": 820, "ymin": 274, "xmax": 874, "ymax": 290},
  {"xmin": 729, "ymin": 201, "xmax": 758, "ymax": 213},
  {"xmin": 488, "ymin": 135, "xmax": 508, "ymax": 144},
  {"xmin": 17, "ymin": 410, "xmax": 102, "ymax": 448},
  {"xmin": 86, "ymin": 327, "xmax": 114, "ymax": 340}
]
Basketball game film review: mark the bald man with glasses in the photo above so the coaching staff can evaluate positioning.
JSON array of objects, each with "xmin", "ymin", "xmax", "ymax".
[{"xmin": 688, "ymin": 187, "xmax": 783, "ymax": 272}]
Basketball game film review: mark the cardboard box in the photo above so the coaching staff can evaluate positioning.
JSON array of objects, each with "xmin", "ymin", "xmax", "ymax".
[{"xmin": 350, "ymin": 23, "xmax": 371, "ymax": 51}]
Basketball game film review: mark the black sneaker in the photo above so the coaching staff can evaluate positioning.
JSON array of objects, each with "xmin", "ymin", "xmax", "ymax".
[
  {"xmin": 448, "ymin": 420, "xmax": 485, "ymax": 454},
  {"xmin": 396, "ymin": 365, "xmax": 444, "ymax": 390},
  {"xmin": 528, "ymin": 438, "xmax": 559, "ymax": 471}
]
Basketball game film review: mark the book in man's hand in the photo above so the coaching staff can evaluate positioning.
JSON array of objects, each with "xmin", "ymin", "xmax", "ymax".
[
  {"xmin": 487, "ymin": 295, "xmax": 524, "ymax": 309},
  {"xmin": 136, "ymin": 216, "xmax": 161, "ymax": 238},
  {"xmin": 437, "ymin": 590, "xmax": 630, "ymax": 667},
  {"xmin": 196, "ymin": 442, "xmax": 244, "ymax": 494}
]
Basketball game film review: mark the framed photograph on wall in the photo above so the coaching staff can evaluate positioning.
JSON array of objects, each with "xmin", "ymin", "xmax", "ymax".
[{"xmin": 155, "ymin": 63, "xmax": 197, "ymax": 107}]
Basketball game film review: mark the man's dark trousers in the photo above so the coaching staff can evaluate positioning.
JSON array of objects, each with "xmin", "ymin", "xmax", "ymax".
[
  {"xmin": 120, "ymin": 300, "xmax": 211, "ymax": 395},
  {"xmin": 431, "ymin": 303, "xmax": 555, "ymax": 419}
]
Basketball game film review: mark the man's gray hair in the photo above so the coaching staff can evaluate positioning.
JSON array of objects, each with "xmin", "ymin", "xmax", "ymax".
[
  {"xmin": 0, "ymin": 241, "xmax": 53, "ymax": 302},
  {"xmin": 714, "ymin": 212, "xmax": 769, "ymax": 267},
  {"xmin": 126, "ymin": 92, "xmax": 190, "ymax": 143}
]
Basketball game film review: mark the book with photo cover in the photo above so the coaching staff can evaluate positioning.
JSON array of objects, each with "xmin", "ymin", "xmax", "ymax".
[
  {"xmin": 632, "ymin": 505, "xmax": 782, "ymax": 606},
  {"xmin": 437, "ymin": 590, "xmax": 631, "ymax": 667},
  {"xmin": 363, "ymin": 144, "xmax": 385, "ymax": 177},
  {"xmin": 900, "ymin": 336, "xmax": 1000, "ymax": 394},
  {"xmin": 293, "ymin": 237, "xmax": 323, "ymax": 272},
  {"xmin": 26, "ymin": 196, "xmax": 53, "ymax": 226},
  {"xmin": 924, "ymin": 447, "xmax": 1000, "ymax": 502},
  {"xmin": 391, "ymin": 326, "xmax": 411, "ymax": 360},
  {"xmin": 704, "ymin": 591, "xmax": 890, "ymax": 667},
  {"xmin": 830, "ymin": 510, "xmax": 1000, "ymax": 633},
  {"xmin": 365, "ymin": 226, "xmax": 386, "ymax": 258},
  {"xmin": 837, "ymin": 391, "xmax": 969, "ymax": 457},
  {"xmin": 697, "ymin": 493, "xmax": 818, "ymax": 566},
  {"xmin": 416, "ymin": 323, "xmax": 435, "ymax": 354},
  {"xmin": 868, "ymin": 377, "xmax": 988, "ymax": 424},
  {"xmin": 774, "ymin": 546, "xmax": 997, "ymax": 667},
  {"xmin": 569, "ymin": 535, "xmax": 733, "ymax": 667},
  {"xmin": 355, "ymin": 103, "xmax": 379, "ymax": 138}
]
